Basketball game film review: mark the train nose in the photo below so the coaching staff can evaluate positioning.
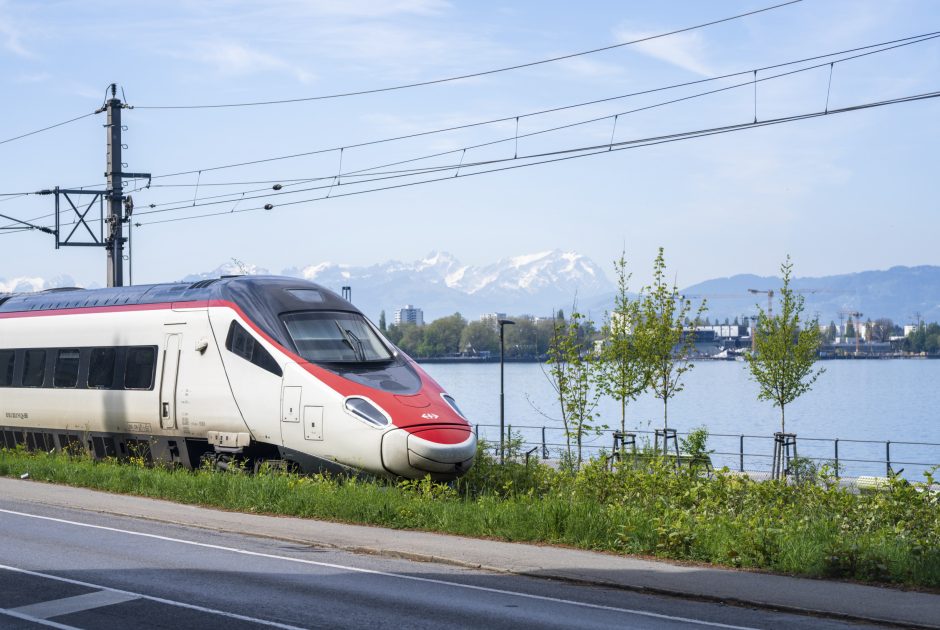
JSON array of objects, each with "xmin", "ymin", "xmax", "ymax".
[{"xmin": 381, "ymin": 425, "xmax": 476, "ymax": 479}]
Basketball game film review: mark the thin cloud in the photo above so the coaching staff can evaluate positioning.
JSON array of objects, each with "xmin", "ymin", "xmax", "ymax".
[
  {"xmin": 556, "ymin": 56, "xmax": 625, "ymax": 78},
  {"xmin": 0, "ymin": 9, "xmax": 33, "ymax": 57},
  {"xmin": 279, "ymin": 0, "xmax": 450, "ymax": 17},
  {"xmin": 188, "ymin": 40, "xmax": 315, "ymax": 84},
  {"xmin": 613, "ymin": 26, "xmax": 714, "ymax": 77}
]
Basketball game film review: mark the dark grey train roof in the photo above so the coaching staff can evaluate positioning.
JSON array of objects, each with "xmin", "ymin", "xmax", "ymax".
[{"xmin": 0, "ymin": 275, "xmax": 352, "ymax": 314}]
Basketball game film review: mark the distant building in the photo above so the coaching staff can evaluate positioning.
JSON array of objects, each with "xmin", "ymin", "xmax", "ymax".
[
  {"xmin": 394, "ymin": 305, "xmax": 424, "ymax": 326},
  {"xmin": 479, "ymin": 312, "xmax": 507, "ymax": 326},
  {"xmin": 692, "ymin": 324, "xmax": 745, "ymax": 339}
]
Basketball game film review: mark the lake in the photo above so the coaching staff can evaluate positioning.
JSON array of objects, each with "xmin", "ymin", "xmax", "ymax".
[{"xmin": 421, "ymin": 360, "xmax": 940, "ymax": 480}]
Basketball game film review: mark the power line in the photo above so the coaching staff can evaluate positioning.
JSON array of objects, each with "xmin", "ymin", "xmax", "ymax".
[
  {"xmin": 4, "ymin": 29, "xmax": 938, "ymax": 232},
  {"xmin": 143, "ymin": 30, "xmax": 940, "ymax": 183},
  {"xmin": 18, "ymin": 87, "xmax": 940, "ymax": 234},
  {"xmin": 133, "ymin": 32, "xmax": 940, "ymax": 218},
  {"xmin": 135, "ymin": 0, "xmax": 803, "ymax": 110},
  {"xmin": 132, "ymin": 89, "xmax": 940, "ymax": 227},
  {"xmin": 2, "ymin": 29, "xmax": 936, "ymax": 234},
  {"xmin": 0, "ymin": 112, "xmax": 96, "ymax": 147}
]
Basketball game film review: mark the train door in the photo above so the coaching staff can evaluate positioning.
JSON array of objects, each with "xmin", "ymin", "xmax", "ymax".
[
  {"xmin": 160, "ymin": 334, "xmax": 182, "ymax": 430},
  {"xmin": 280, "ymin": 385, "xmax": 302, "ymax": 445}
]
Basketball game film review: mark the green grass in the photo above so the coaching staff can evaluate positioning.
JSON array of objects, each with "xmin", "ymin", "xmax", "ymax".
[{"xmin": 1, "ymin": 445, "xmax": 937, "ymax": 589}]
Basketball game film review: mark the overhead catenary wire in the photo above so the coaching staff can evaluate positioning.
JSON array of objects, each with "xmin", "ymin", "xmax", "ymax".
[
  {"xmin": 16, "ymin": 88, "xmax": 940, "ymax": 235},
  {"xmin": 131, "ymin": 89, "xmax": 940, "ymax": 227},
  {"xmin": 50, "ymin": 27, "xmax": 927, "ymax": 230},
  {"xmin": 141, "ymin": 30, "xmax": 940, "ymax": 184},
  {"xmin": 3, "ymin": 30, "xmax": 938, "ymax": 232},
  {"xmin": 135, "ymin": 0, "xmax": 803, "ymax": 110},
  {"xmin": 131, "ymin": 32, "xmax": 940, "ymax": 219},
  {"xmin": 0, "ymin": 111, "xmax": 96, "ymax": 147}
]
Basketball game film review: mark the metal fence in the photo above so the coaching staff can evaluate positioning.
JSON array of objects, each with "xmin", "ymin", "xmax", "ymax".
[{"xmin": 472, "ymin": 423, "xmax": 940, "ymax": 481}]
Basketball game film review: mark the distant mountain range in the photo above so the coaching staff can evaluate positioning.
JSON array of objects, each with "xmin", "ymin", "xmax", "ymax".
[
  {"xmin": 5, "ymin": 254, "xmax": 940, "ymax": 325},
  {"xmin": 676, "ymin": 266, "xmax": 940, "ymax": 326},
  {"xmin": 184, "ymin": 250, "xmax": 613, "ymax": 321}
]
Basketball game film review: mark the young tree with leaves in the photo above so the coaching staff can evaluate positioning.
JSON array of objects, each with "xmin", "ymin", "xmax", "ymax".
[
  {"xmin": 745, "ymin": 256, "xmax": 825, "ymax": 434},
  {"xmin": 598, "ymin": 253, "xmax": 647, "ymax": 438},
  {"xmin": 634, "ymin": 247, "xmax": 704, "ymax": 430},
  {"xmin": 546, "ymin": 310, "xmax": 603, "ymax": 468}
]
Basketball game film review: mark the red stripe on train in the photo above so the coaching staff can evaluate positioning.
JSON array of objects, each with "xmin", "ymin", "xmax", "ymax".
[{"xmin": 0, "ymin": 299, "xmax": 468, "ymax": 436}]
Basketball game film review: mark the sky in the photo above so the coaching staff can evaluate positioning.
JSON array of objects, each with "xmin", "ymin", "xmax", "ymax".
[{"xmin": 1, "ymin": 0, "xmax": 939, "ymax": 290}]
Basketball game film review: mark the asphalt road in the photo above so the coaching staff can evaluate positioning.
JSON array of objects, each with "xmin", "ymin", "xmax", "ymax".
[{"xmin": 0, "ymin": 499, "xmax": 883, "ymax": 630}]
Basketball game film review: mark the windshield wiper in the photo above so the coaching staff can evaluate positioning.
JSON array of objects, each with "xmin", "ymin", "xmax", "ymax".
[
  {"xmin": 334, "ymin": 321, "xmax": 365, "ymax": 361},
  {"xmin": 345, "ymin": 328, "xmax": 367, "ymax": 361}
]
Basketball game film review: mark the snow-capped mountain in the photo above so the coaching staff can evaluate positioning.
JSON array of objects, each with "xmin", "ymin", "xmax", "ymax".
[
  {"xmin": 0, "ymin": 274, "xmax": 81, "ymax": 294},
  {"xmin": 9, "ymin": 257, "xmax": 940, "ymax": 325},
  {"xmin": 282, "ymin": 250, "xmax": 614, "ymax": 320},
  {"xmin": 181, "ymin": 260, "xmax": 271, "ymax": 282}
]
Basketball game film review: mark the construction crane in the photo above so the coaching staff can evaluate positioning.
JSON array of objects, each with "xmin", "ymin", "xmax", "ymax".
[{"xmin": 747, "ymin": 289, "xmax": 774, "ymax": 317}]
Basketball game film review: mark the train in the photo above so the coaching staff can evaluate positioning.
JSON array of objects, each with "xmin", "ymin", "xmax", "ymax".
[{"xmin": 0, "ymin": 276, "xmax": 476, "ymax": 479}]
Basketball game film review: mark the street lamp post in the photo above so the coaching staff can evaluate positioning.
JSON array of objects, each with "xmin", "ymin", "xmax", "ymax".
[{"xmin": 498, "ymin": 319, "xmax": 515, "ymax": 464}]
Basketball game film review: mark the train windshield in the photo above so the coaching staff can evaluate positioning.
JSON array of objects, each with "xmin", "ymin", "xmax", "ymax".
[{"xmin": 282, "ymin": 311, "xmax": 393, "ymax": 363}]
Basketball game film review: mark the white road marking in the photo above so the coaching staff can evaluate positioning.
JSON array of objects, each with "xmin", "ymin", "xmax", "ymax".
[
  {"xmin": 0, "ymin": 569, "xmax": 308, "ymax": 630},
  {"xmin": 0, "ymin": 607, "xmax": 81, "ymax": 629},
  {"xmin": 11, "ymin": 589, "xmax": 138, "ymax": 619},
  {"xmin": 0, "ymin": 507, "xmax": 760, "ymax": 630}
]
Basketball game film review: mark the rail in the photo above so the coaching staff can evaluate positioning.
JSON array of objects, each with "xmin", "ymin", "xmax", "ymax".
[{"xmin": 471, "ymin": 424, "xmax": 940, "ymax": 480}]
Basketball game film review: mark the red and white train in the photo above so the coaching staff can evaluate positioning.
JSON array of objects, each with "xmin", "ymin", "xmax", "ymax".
[{"xmin": 0, "ymin": 276, "xmax": 476, "ymax": 479}]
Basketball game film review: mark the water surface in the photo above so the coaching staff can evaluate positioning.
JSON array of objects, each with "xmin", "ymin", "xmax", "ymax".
[{"xmin": 422, "ymin": 360, "xmax": 940, "ymax": 479}]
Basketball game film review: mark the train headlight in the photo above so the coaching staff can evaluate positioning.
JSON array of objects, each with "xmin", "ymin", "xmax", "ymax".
[
  {"xmin": 345, "ymin": 397, "xmax": 390, "ymax": 428},
  {"xmin": 441, "ymin": 394, "xmax": 468, "ymax": 420}
]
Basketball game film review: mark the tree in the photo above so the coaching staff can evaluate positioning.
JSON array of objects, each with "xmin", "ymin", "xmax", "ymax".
[
  {"xmin": 459, "ymin": 321, "xmax": 499, "ymax": 355},
  {"xmin": 546, "ymin": 310, "xmax": 603, "ymax": 468},
  {"xmin": 504, "ymin": 317, "xmax": 538, "ymax": 358},
  {"xmin": 745, "ymin": 256, "xmax": 825, "ymax": 434},
  {"xmin": 378, "ymin": 310, "xmax": 387, "ymax": 332},
  {"xmin": 845, "ymin": 320, "xmax": 856, "ymax": 338},
  {"xmin": 394, "ymin": 324, "xmax": 424, "ymax": 356},
  {"xmin": 825, "ymin": 321, "xmax": 837, "ymax": 343},
  {"xmin": 869, "ymin": 318, "xmax": 894, "ymax": 343},
  {"xmin": 598, "ymin": 253, "xmax": 647, "ymax": 438},
  {"xmin": 384, "ymin": 323, "xmax": 404, "ymax": 345},
  {"xmin": 634, "ymin": 247, "xmax": 704, "ymax": 430},
  {"xmin": 419, "ymin": 313, "xmax": 466, "ymax": 356}
]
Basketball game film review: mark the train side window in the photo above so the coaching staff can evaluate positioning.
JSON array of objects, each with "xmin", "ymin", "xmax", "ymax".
[
  {"xmin": 124, "ymin": 347, "xmax": 156, "ymax": 390},
  {"xmin": 0, "ymin": 350, "xmax": 13, "ymax": 387},
  {"xmin": 54, "ymin": 349, "xmax": 81, "ymax": 388},
  {"xmin": 22, "ymin": 350, "xmax": 46, "ymax": 387},
  {"xmin": 88, "ymin": 348, "xmax": 116, "ymax": 388},
  {"xmin": 225, "ymin": 321, "xmax": 283, "ymax": 377}
]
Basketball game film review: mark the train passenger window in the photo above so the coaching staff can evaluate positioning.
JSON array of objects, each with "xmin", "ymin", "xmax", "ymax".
[
  {"xmin": 54, "ymin": 349, "xmax": 80, "ymax": 388},
  {"xmin": 0, "ymin": 350, "xmax": 13, "ymax": 387},
  {"xmin": 124, "ymin": 347, "xmax": 156, "ymax": 389},
  {"xmin": 225, "ymin": 321, "xmax": 283, "ymax": 377},
  {"xmin": 22, "ymin": 350, "xmax": 46, "ymax": 387},
  {"xmin": 88, "ymin": 348, "xmax": 116, "ymax": 388}
]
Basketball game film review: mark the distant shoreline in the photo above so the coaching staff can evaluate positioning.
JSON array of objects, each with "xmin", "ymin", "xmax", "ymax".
[{"xmin": 415, "ymin": 355, "xmax": 940, "ymax": 364}]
